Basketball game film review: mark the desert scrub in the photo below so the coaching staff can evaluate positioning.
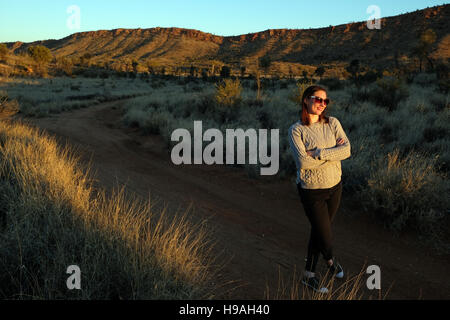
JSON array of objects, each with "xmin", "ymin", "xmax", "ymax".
[
  {"xmin": 0, "ymin": 120, "xmax": 215, "ymax": 299},
  {"xmin": 413, "ymin": 72, "xmax": 437, "ymax": 87},
  {"xmin": 318, "ymin": 78, "xmax": 346, "ymax": 91},
  {"xmin": 372, "ymin": 77, "xmax": 409, "ymax": 111},
  {"xmin": 288, "ymin": 82, "xmax": 310, "ymax": 105},
  {"xmin": 121, "ymin": 75, "xmax": 449, "ymax": 247},
  {"xmin": 363, "ymin": 149, "xmax": 449, "ymax": 237},
  {"xmin": 329, "ymin": 80, "xmax": 449, "ymax": 239},
  {"xmin": 0, "ymin": 77, "xmax": 153, "ymax": 116},
  {"xmin": 265, "ymin": 264, "xmax": 381, "ymax": 300},
  {"xmin": 215, "ymin": 78, "xmax": 242, "ymax": 107},
  {"xmin": 0, "ymin": 90, "xmax": 19, "ymax": 114}
]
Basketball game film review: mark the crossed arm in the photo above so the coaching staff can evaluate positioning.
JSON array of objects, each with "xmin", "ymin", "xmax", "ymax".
[
  {"xmin": 311, "ymin": 119, "xmax": 351, "ymax": 161},
  {"xmin": 289, "ymin": 127, "xmax": 329, "ymax": 170},
  {"xmin": 289, "ymin": 119, "xmax": 351, "ymax": 170}
]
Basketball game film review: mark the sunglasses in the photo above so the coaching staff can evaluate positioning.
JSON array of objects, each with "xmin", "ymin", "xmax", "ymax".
[{"xmin": 310, "ymin": 96, "xmax": 330, "ymax": 106}]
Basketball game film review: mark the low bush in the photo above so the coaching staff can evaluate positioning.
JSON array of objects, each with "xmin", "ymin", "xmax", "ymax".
[
  {"xmin": 319, "ymin": 78, "xmax": 345, "ymax": 91},
  {"xmin": 413, "ymin": 72, "xmax": 437, "ymax": 87},
  {"xmin": 370, "ymin": 78, "xmax": 409, "ymax": 111},
  {"xmin": 363, "ymin": 149, "xmax": 448, "ymax": 235},
  {"xmin": 215, "ymin": 79, "xmax": 242, "ymax": 107},
  {"xmin": 0, "ymin": 121, "xmax": 215, "ymax": 299}
]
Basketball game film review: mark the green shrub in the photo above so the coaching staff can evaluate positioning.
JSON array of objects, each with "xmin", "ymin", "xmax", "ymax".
[
  {"xmin": 437, "ymin": 78, "xmax": 449, "ymax": 94},
  {"xmin": 413, "ymin": 72, "xmax": 437, "ymax": 87},
  {"xmin": 195, "ymin": 94, "xmax": 216, "ymax": 114},
  {"xmin": 27, "ymin": 45, "xmax": 52, "ymax": 66},
  {"xmin": 363, "ymin": 149, "xmax": 448, "ymax": 234},
  {"xmin": 430, "ymin": 96, "xmax": 449, "ymax": 112},
  {"xmin": 379, "ymin": 123, "xmax": 397, "ymax": 144},
  {"xmin": 142, "ymin": 111, "xmax": 169, "ymax": 135},
  {"xmin": 215, "ymin": 79, "xmax": 242, "ymax": 106},
  {"xmin": 289, "ymin": 82, "xmax": 310, "ymax": 105},
  {"xmin": 351, "ymin": 87, "xmax": 371, "ymax": 103},
  {"xmin": 319, "ymin": 78, "xmax": 345, "ymax": 91},
  {"xmin": 422, "ymin": 126, "xmax": 448, "ymax": 143},
  {"xmin": 279, "ymin": 81, "xmax": 288, "ymax": 89},
  {"xmin": 371, "ymin": 77, "xmax": 409, "ymax": 111},
  {"xmin": 358, "ymin": 70, "xmax": 380, "ymax": 86}
]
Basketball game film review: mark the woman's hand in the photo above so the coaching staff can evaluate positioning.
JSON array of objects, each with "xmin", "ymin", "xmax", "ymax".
[
  {"xmin": 307, "ymin": 149, "xmax": 320, "ymax": 158},
  {"xmin": 336, "ymin": 138, "xmax": 346, "ymax": 146}
]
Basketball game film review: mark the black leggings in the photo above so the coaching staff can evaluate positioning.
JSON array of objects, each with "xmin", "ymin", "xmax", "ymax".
[{"xmin": 297, "ymin": 181, "xmax": 342, "ymax": 273}]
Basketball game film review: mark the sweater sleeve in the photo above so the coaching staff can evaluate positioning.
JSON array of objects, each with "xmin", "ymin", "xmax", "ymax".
[
  {"xmin": 316, "ymin": 117, "xmax": 351, "ymax": 161},
  {"xmin": 289, "ymin": 125, "xmax": 329, "ymax": 170}
]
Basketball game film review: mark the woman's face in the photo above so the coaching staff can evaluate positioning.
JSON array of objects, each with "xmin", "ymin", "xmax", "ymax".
[{"xmin": 304, "ymin": 90, "xmax": 327, "ymax": 116}]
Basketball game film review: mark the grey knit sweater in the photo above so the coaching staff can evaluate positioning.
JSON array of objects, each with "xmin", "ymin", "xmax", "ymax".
[{"xmin": 288, "ymin": 116, "xmax": 351, "ymax": 189}]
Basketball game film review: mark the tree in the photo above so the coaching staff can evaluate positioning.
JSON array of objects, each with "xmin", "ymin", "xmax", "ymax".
[
  {"xmin": 259, "ymin": 56, "xmax": 272, "ymax": 76},
  {"xmin": 413, "ymin": 29, "xmax": 437, "ymax": 72},
  {"xmin": 132, "ymin": 60, "xmax": 139, "ymax": 73},
  {"xmin": 80, "ymin": 53, "xmax": 92, "ymax": 67},
  {"xmin": 0, "ymin": 44, "xmax": 8, "ymax": 62},
  {"xmin": 288, "ymin": 66, "xmax": 294, "ymax": 79},
  {"xmin": 210, "ymin": 63, "xmax": 217, "ymax": 76},
  {"xmin": 215, "ymin": 78, "xmax": 242, "ymax": 106},
  {"xmin": 57, "ymin": 57, "xmax": 73, "ymax": 76},
  {"xmin": 421, "ymin": 28, "xmax": 437, "ymax": 48},
  {"xmin": 346, "ymin": 59, "xmax": 360, "ymax": 85},
  {"xmin": 346, "ymin": 59, "xmax": 360, "ymax": 77},
  {"xmin": 201, "ymin": 68, "xmax": 209, "ymax": 80},
  {"xmin": 220, "ymin": 65, "xmax": 231, "ymax": 78},
  {"xmin": 240, "ymin": 65, "xmax": 246, "ymax": 78},
  {"xmin": 302, "ymin": 70, "xmax": 308, "ymax": 79},
  {"xmin": 209, "ymin": 60, "xmax": 223, "ymax": 77},
  {"xmin": 435, "ymin": 60, "xmax": 449, "ymax": 80},
  {"xmin": 190, "ymin": 65, "xmax": 196, "ymax": 77},
  {"xmin": 27, "ymin": 45, "xmax": 52, "ymax": 76},
  {"xmin": 255, "ymin": 59, "xmax": 262, "ymax": 100},
  {"xmin": 147, "ymin": 63, "xmax": 155, "ymax": 75},
  {"xmin": 28, "ymin": 45, "xmax": 52, "ymax": 65},
  {"xmin": 314, "ymin": 66, "xmax": 326, "ymax": 80}
]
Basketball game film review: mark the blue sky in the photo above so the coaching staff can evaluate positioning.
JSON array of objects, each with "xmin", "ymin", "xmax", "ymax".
[{"xmin": 0, "ymin": 0, "xmax": 448, "ymax": 42}]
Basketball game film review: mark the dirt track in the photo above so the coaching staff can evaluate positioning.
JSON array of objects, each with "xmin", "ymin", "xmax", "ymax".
[{"xmin": 9, "ymin": 100, "xmax": 450, "ymax": 299}]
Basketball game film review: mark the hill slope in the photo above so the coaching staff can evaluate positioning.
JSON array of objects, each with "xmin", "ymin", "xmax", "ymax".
[{"xmin": 5, "ymin": 4, "xmax": 450, "ymax": 75}]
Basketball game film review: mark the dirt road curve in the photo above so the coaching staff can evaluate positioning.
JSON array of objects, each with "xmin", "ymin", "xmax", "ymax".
[{"xmin": 8, "ymin": 100, "xmax": 450, "ymax": 299}]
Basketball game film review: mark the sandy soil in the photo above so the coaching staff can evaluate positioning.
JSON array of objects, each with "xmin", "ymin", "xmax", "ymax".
[{"xmin": 7, "ymin": 100, "xmax": 450, "ymax": 300}]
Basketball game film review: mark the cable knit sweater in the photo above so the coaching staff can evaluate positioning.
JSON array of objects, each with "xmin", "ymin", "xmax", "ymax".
[{"xmin": 288, "ymin": 116, "xmax": 351, "ymax": 189}]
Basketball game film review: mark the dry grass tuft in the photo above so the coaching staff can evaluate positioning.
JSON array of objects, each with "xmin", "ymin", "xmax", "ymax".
[
  {"xmin": 0, "ymin": 119, "xmax": 216, "ymax": 299},
  {"xmin": 265, "ymin": 264, "xmax": 391, "ymax": 300}
]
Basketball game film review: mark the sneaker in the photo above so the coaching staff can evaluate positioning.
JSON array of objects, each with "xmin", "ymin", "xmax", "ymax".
[
  {"xmin": 301, "ymin": 276, "xmax": 329, "ymax": 294},
  {"xmin": 328, "ymin": 259, "xmax": 344, "ymax": 279}
]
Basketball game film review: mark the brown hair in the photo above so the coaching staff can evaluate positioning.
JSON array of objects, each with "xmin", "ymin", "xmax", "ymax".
[{"xmin": 300, "ymin": 85, "xmax": 329, "ymax": 125}]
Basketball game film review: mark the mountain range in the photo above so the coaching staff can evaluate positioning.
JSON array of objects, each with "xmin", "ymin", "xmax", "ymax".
[{"xmin": 5, "ymin": 4, "xmax": 449, "ymax": 76}]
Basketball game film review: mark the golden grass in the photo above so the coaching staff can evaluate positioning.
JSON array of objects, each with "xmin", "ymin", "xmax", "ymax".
[
  {"xmin": 215, "ymin": 78, "xmax": 242, "ymax": 106},
  {"xmin": 0, "ymin": 119, "xmax": 216, "ymax": 299},
  {"xmin": 366, "ymin": 149, "xmax": 447, "ymax": 232},
  {"xmin": 265, "ymin": 264, "xmax": 391, "ymax": 300}
]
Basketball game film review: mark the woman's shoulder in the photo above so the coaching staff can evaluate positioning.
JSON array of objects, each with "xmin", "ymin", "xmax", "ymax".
[
  {"xmin": 289, "ymin": 120, "xmax": 306, "ymax": 132},
  {"xmin": 327, "ymin": 116, "xmax": 342, "ymax": 127},
  {"xmin": 327, "ymin": 116, "xmax": 339, "ymax": 123}
]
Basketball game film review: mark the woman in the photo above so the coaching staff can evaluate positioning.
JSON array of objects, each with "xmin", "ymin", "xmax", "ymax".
[{"xmin": 288, "ymin": 85, "xmax": 351, "ymax": 293}]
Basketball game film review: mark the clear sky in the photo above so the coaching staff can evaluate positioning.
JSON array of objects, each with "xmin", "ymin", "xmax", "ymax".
[{"xmin": 0, "ymin": 0, "xmax": 448, "ymax": 42}]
